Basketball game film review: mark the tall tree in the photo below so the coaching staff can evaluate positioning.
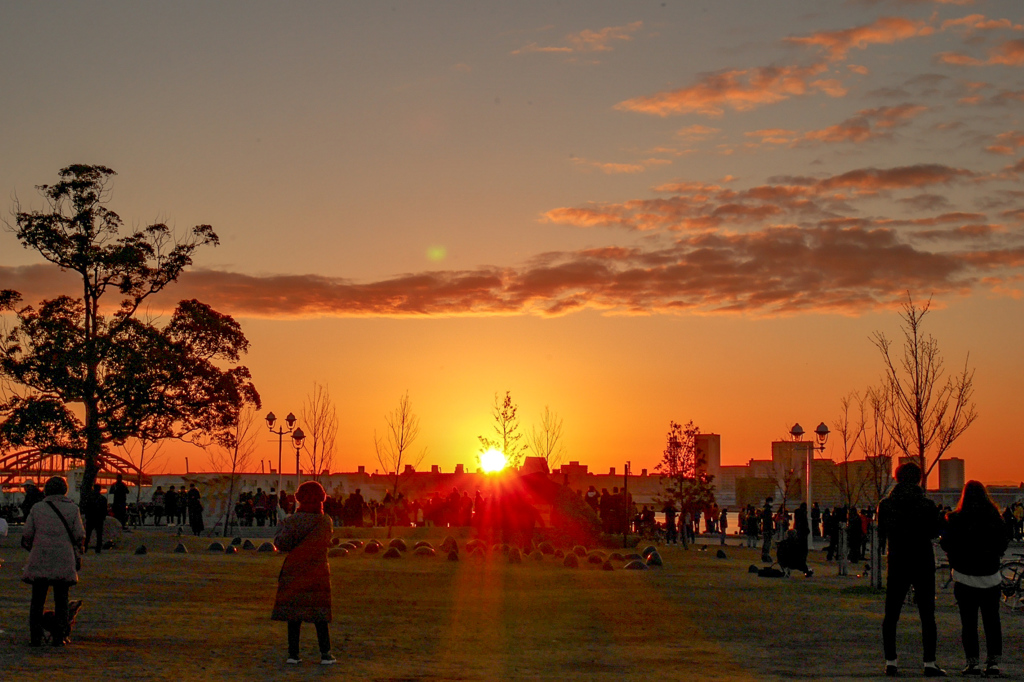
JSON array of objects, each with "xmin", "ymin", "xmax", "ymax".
[
  {"xmin": 655, "ymin": 420, "xmax": 715, "ymax": 514},
  {"xmin": 374, "ymin": 391, "xmax": 425, "ymax": 537},
  {"xmin": 478, "ymin": 390, "xmax": 527, "ymax": 469},
  {"xmin": 301, "ymin": 382, "xmax": 338, "ymax": 481},
  {"xmin": 871, "ymin": 293, "xmax": 977, "ymax": 489},
  {"xmin": 829, "ymin": 391, "xmax": 870, "ymax": 508},
  {"xmin": 528, "ymin": 405, "xmax": 566, "ymax": 470},
  {"xmin": 0, "ymin": 165, "xmax": 259, "ymax": 498}
]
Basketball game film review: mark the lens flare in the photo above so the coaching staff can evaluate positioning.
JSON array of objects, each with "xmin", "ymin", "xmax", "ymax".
[{"xmin": 480, "ymin": 448, "xmax": 507, "ymax": 473}]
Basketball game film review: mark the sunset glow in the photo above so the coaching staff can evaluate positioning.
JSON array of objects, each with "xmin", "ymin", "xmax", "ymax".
[{"xmin": 479, "ymin": 450, "xmax": 508, "ymax": 474}]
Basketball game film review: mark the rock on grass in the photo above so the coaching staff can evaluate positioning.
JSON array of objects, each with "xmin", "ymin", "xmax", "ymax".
[
  {"xmin": 447, "ymin": 550, "xmax": 459, "ymax": 561},
  {"xmin": 207, "ymin": 542, "xmax": 225, "ymax": 552},
  {"xmin": 388, "ymin": 538, "xmax": 408, "ymax": 552},
  {"xmin": 602, "ymin": 560, "xmax": 615, "ymax": 571},
  {"xmin": 258, "ymin": 542, "xmax": 278, "ymax": 553},
  {"xmin": 624, "ymin": 560, "xmax": 648, "ymax": 570},
  {"xmin": 645, "ymin": 551, "xmax": 664, "ymax": 567},
  {"xmin": 538, "ymin": 541, "xmax": 555, "ymax": 555},
  {"xmin": 242, "ymin": 539, "xmax": 256, "ymax": 550},
  {"xmin": 563, "ymin": 553, "xmax": 579, "ymax": 568},
  {"xmin": 572, "ymin": 545, "xmax": 587, "ymax": 557},
  {"xmin": 641, "ymin": 545, "xmax": 657, "ymax": 558},
  {"xmin": 365, "ymin": 542, "xmax": 381, "ymax": 554},
  {"xmin": 414, "ymin": 541, "xmax": 433, "ymax": 550},
  {"xmin": 414, "ymin": 546, "xmax": 436, "ymax": 557},
  {"xmin": 134, "ymin": 545, "xmax": 147, "ymax": 555},
  {"xmin": 173, "ymin": 543, "xmax": 188, "ymax": 554},
  {"xmin": 328, "ymin": 548, "xmax": 349, "ymax": 558},
  {"xmin": 383, "ymin": 546, "xmax": 402, "ymax": 559},
  {"xmin": 507, "ymin": 547, "xmax": 522, "ymax": 564}
]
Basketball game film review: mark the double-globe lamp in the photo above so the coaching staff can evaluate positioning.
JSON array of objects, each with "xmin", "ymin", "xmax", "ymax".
[{"xmin": 790, "ymin": 421, "xmax": 830, "ymax": 551}]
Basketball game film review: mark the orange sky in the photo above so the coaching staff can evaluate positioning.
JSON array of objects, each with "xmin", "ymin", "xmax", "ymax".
[{"xmin": 1, "ymin": 2, "xmax": 1023, "ymax": 484}]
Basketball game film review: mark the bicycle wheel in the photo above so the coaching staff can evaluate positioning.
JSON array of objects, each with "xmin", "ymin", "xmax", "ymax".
[
  {"xmin": 999, "ymin": 561, "xmax": 1024, "ymax": 610},
  {"xmin": 934, "ymin": 563, "xmax": 954, "ymax": 607}
]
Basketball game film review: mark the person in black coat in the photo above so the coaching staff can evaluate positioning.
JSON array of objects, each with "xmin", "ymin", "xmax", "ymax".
[
  {"xmin": 940, "ymin": 481, "xmax": 1008, "ymax": 677},
  {"xmin": 84, "ymin": 484, "xmax": 108, "ymax": 554},
  {"xmin": 877, "ymin": 462, "xmax": 945, "ymax": 678}
]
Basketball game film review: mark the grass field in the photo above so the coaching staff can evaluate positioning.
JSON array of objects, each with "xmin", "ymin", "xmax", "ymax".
[{"xmin": 0, "ymin": 527, "xmax": 1020, "ymax": 681}]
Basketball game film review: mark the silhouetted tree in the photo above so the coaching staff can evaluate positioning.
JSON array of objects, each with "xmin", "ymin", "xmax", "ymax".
[
  {"xmin": 528, "ymin": 405, "xmax": 566, "ymax": 470},
  {"xmin": 872, "ymin": 293, "xmax": 976, "ymax": 489},
  {"xmin": 0, "ymin": 165, "xmax": 259, "ymax": 499},
  {"xmin": 207, "ymin": 403, "xmax": 261, "ymax": 533},
  {"xmin": 301, "ymin": 382, "xmax": 337, "ymax": 481},
  {"xmin": 374, "ymin": 391, "xmax": 424, "ymax": 537},
  {"xmin": 656, "ymin": 420, "xmax": 715, "ymax": 514},
  {"xmin": 478, "ymin": 390, "xmax": 527, "ymax": 469}
]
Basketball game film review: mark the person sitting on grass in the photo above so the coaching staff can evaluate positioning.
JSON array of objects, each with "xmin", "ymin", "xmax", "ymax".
[
  {"xmin": 272, "ymin": 480, "xmax": 335, "ymax": 666},
  {"xmin": 776, "ymin": 530, "xmax": 813, "ymax": 577}
]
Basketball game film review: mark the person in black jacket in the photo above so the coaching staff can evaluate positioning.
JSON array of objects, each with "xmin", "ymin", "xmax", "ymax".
[
  {"xmin": 940, "ymin": 481, "xmax": 1008, "ymax": 677},
  {"xmin": 877, "ymin": 462, "xmax": 946, "ymax": 677},
  {"xmin": 84, "ymin": 484, "xmax": 108, "ymax": 554}
]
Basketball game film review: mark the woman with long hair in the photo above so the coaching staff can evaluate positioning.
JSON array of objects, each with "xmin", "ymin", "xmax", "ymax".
[{"xmin": 940, "ymin": 480, "xmax": 1008, "ymax": 677}]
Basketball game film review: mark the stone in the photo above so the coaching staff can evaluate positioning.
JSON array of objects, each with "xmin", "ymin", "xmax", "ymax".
[
  {"xmin": 624, "ymin": 560, "xmax": 649, "ymax": 570},
  {"xmin": 470, "ymin": 548, "xmax": 485, "ymax": 559},
  {"xmin": 382, "ymin": 546, "xmax": 402, "ymax": 559},
  {"xmin": 507, "ymin": 547, "xmax": 522, "ymax": 564},
  {"xmin": 242, "ymin": 539, "xmax": 256, "ymax": 550},
  {"xmin": 388, "ymin": 538, "xmax": 408, "ymax": 552},
  {"xmin": 645, "ymin": 551, "xmax": 664, "ymax": 567},
  {"xmin": 230, "ymin": 537, "xmax": 242, "ymax": 546},
  {"xmin": 716, "ymin": 549, "xmax": 727, "ymax": 559},
  {"xmin": 347, "ymin": 539, "xmax": 363, "ymax": 548},
  {"xmin": 624, "ymin": 553, "xmax": 643, "ymax": 561},
  {"xmin": 601, "ymin": 560, "xmax": 615, "ymax": 571},
  {"xmin": 608, "ymin": 552, "xmax": 625, "ymax": 562},
  {"xmin": 572, "ymin": 545, "xmax": 587, "ymax": 557},
  {"xmin": 328, "ymin": 548, "xmax": 349, "ymax": 558},
  {"xmin": 530, "ymin": 551, "xmax": 544, "ymax": 561},
  {"xmin": 748, "ymin": 565, "xmax": 760, "ymax": 574},
  {"xmin": 224, "ymin": 546, "xmax": 237, "ymax": 554},
  {"xmin": 588, "ymin": 550, "xmax": 606, "ymax": 561},
  {"xmin": 173, "ymin": 543, "xmax": 188, "ymax": 554},
  {"xmin": 465, "ymin": 538, "xmax": 486, "ymax": 552},
  {"xmin": 587, "ymin": 554, "xmax": 604, "ymax": 564},
  {"xmin": 331, "ymin": 537, "xmax": 341, "ymax": 546},
  {"xmin": 440, "ymin": 536, "xmax": 458, "ymax": 553},
  {"xmin": 414, "ymin": 546, "xmax": 436, "ymax": 557},
  {"xmin": 364, "ymin": 543, "xmax": 380, "ymax": 554},
  {"xmin": 641, "ymin": 545, "xmax": 657, "ymax": 558},
  {"xmin": 554, "ymin": 549, "xmax": 565, "ymax": 559},
  {"xmin": 413, "ymin": 541, "xmax": 433, "ymax": 550},
  {"xmin": 447, "ymin": 550, "xmax": 459, "ymax": 562},
  {"xmin": 134, "ymin": 545, "xmax": 147, "ymax": 555},
  {"xmin": 538, "ymin": 541, "xmax": 555, "ymax": 555},
  {"xmin": 563, "ymin": 553, "xmax": 579, "ymax": 568},
  {"xmin": 500, "ymin": 543, "xmax": 510, "ymax": 555},
  {"xmin": 258, "ymin": 542, "xmax": 278, "ymax": 553},
  {"xmin": 341, "ymin": 542, "xmax": 357, "ymax": 551},
  {"xmin": 207, "ymin": 542, "xmax": 225, "ymax": 552}
]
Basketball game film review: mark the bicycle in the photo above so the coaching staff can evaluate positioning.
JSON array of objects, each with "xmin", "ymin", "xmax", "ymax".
[{"xmin": 999, "ymin": 554, "xmax": 1024, "ymax": 611}]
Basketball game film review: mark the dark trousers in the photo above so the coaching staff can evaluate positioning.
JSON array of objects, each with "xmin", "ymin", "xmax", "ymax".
[
  {"xmin": 883, "ymin": 563, "xmax": 937, "ymax": 662},
  {"xmin": 30, "ymin": 580, "xmax": 69, "ymax": 645},
  {"xmin": 287, "ymin": 620, "xmax": 330, "ymax": 658},
  {"xmin": 665, "ymin": 522, "xmax": 677, "ymax": 544},
  {"xmin": 954, "ymin": 583, "xmax": 1002, "ymax": 664},
  {"xmin": 761, "ymin": 531, "xmax": 773, "ymax": 560},
  {"xmin": 85, "ymin": 517, "xmax": 104, "ymax": 553}
]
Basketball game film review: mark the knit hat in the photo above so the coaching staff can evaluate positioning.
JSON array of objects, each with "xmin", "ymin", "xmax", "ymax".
[{"xmin": 295, "ymin": 481, "xmax": 326, "ymax": 514}]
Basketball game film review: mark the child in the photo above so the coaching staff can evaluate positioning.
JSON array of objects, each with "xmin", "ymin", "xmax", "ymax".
[{"xmin": 271, "ymin": 481, "xmax": 335, "ymax": 665}]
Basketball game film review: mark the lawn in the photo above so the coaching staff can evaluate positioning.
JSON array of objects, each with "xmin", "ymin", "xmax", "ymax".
[{"xmin": 0, "ymin": 527, "xmax": 1018, "ymax": 681}]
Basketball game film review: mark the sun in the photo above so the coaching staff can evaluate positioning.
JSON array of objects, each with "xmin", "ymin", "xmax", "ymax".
[{"xmin": 480, "ymin": 448, "xmax": 507, "ymax": 473}]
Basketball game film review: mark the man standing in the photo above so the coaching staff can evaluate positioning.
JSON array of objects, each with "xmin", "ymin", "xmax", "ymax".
[
  {"xmin": 877, "ymin": 462, "xmax": 946, "ymax": 677},
  {"xmin": 110, "ymin": 474, "xmax": 130, "ymax": 529},
  {"xmin": 760, "ymin": 497, "xmax": 775, "ymax": 563},
  {"xmin": 84, "ymin": 483, "xmax": 108, "ymax": 553},
  {"xmin": 662, "ymin": 501, "xmax": 677, "ymax": 544}
]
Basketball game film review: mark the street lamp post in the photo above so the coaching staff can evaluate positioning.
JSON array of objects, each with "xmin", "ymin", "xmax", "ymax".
[
  {"xmin": 292, "ymin": 427, "xmax": 305, "ymax": 492},
  {"xmin": 266, "ymin": 411, "xmax": 297, "ymax": 495},
  {"xmin": 790, "ymin": 421, "xmax": 830, "ymax": 551}
]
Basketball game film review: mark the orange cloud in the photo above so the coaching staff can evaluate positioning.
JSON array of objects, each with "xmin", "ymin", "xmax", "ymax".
[
  {"xmin": 785, "ymin": 17, "xmax": 933, "ymax": 62},
  {"xmin": 615, "ymin": 64, "xmax": 840, "ymax": 117},
  {"xmin": 512, "ymin": 22, "xmax": 642, "ymax": 55},
  {"xmin": 747, "ymin": 104, "xmax": 927, "ymax": 147},
  {"xmin": 940, "ymin": 15, "xmax": 1023, "ymax": 33},
  {"xmin": 986, "ymin": 131, "xmax": 1024, "ymax": 155},
  {"xmin": 939, "ymin": 39, "xmax": 1024, "ymax": 66}
]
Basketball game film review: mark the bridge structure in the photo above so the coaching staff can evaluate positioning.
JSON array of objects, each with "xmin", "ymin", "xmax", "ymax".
[{"xmin": 0, "ymin": 448, "xmax": 152, "ymax": 491}]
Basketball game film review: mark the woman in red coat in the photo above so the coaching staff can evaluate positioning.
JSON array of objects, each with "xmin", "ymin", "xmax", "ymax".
[{"xmin": 272, "ymin": 481, "xmax": 335, "ymax": 665}]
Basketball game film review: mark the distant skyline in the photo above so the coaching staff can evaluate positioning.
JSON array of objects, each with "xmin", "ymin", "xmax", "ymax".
[{"xmin": 1, "ymin": 1, "xmax": 1022, "ymax": 484}]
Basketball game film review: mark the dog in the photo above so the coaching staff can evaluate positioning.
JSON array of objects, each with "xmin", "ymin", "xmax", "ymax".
[{"xmin": 41, "ymin": 600, "xmax": 83, "ymax": 645}]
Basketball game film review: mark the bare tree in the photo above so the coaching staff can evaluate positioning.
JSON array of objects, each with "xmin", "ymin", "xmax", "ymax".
[
  {"xmin": 301, "ymin": 382, "xmax": 338, "ymax": 481},
  {"xmin": 828, "ymin": 391, "xmax": 870, "ymax": 508},
  {"xmin": 117, "ymin": 436, "xmax": 168, "ymax": 506},
  {"xmin": 478, "ymin": 390, "xmax": 527, "ymax": 469},
  {"xmin": 374, "ymin": 391, "xmax": 425, "ymax": 538},
  {"xmin": 207, "ymin": 403, "xmax": 261, "ymax": 533},
  {"xmin": 528, "ymin": 405, "xmax": 566, "ymax": 470},
  {"xmin": 863, "ymin": 385, "xmax": 896, "ymax": 504},
  {"xmin": 872, "ymin": 293, "xmax": 977, "ymax": 489}
]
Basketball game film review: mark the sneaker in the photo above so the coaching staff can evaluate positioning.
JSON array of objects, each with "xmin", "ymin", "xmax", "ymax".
[
  {"xmin": 885, "ymin": 664, "xmax": 899, "ymax": 677},
  {"xmin": 286, "ymin": 658, "xmax": 301, "ymax": 665},
  {"xmin": 320, "ymin": 654, "xmax": 337, "ymax": 665},
  {"xmin": 983, "ymin": 665, "xmax": 1000, "ymax": 678},
  {"xmin": 962, "ymin": 663, "xmax": 982, "ymax": 676},
  {"xmin": 924, "ymin": 665, "xmax": 948, "ymax": 677}
]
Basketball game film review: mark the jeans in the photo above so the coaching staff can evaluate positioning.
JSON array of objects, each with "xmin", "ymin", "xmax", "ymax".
[
  {"xmin": 953, "ymin": 582, "xmax": 1001, "ymax": 664},
  {"xmin": 30, "ymin": 580, "xmax": 70, "ymax": 645},
  {"xmin": 883, "ymin": 562, "xmax": 937, "ymax": 662},
  {"xmin": 85, "ymin": 517, "xmax": 104, "ymax": 553},
  {"xmin": 288, "ymin": 620, "xmax": 330, "ymax": 658}
]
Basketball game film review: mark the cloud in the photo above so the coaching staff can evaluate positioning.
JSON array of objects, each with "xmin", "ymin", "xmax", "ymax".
[
  {"xmin": 940, "ymin": 14, "xmax": 1024, "ymax": 34},
  {"xmin": 785, "ymin": 17, "xmax": 933, "ymax": 62},
  {"xmin": 986, "ymin": 131, "xmax": 1024, "ymax": 155},
  {"xmin": 939, "ymin": 39, "xmax": 1024, "ymax": 66},
  {"xmin": 512, "ymin": 22, "xmax": 642, "ymax": 55},
  {"xmin": 749, "ymin": 103, "xmax": 928, "ymax": 146},
  {"xmin": 675, "ymin": 124, "xmax": 721, "ymax": 141},
  {"xmin": 615, "ymin": 64, "xmax": 843, "ymax": 117}
]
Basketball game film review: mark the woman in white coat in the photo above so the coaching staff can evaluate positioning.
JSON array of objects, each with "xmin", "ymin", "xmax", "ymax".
[{"xmin": 21, "ymin": 476, "xmax": 85, "ymax": 646}]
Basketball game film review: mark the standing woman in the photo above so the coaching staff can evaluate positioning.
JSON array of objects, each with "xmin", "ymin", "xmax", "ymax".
[
  {"xmin": 21, "ymin": 476, "xmax": 85, "ymax": 646},
  {"xmin": 941, "ymin": 480, "xmax": 1008, "ymax": 677},
  {"xmin": 271, "ymin": 481, "xmax": 335, "ymax": 665}
]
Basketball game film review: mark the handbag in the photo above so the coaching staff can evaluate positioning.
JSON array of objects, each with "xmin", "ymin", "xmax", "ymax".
[{"xmin": 46, "ymin": 501, "xmax": 83, "ymax": 571}]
